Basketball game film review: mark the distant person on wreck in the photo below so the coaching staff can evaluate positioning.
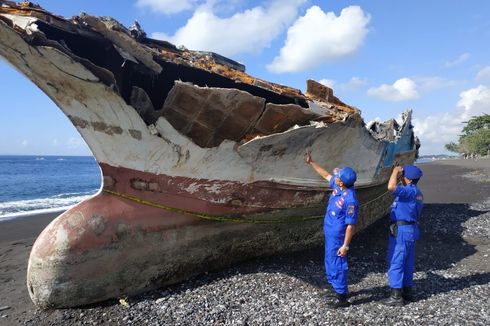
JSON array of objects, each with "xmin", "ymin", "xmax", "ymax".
[
  {"xmin": 305, "ymin": 152, "xmax": 358, "ymax": 308},
  {"xmin": 383, "ymin": 165, "xmax": 424, "ymax": 306}
]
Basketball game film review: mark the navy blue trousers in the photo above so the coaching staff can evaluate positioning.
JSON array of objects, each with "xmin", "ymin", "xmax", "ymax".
[
  {"xmin": 387, "ymin": 226, "xmax": 418, "ymax": 288},
  {"xmin": 324, "ymin": 234, "xmax": 348, "ymax": 294}
]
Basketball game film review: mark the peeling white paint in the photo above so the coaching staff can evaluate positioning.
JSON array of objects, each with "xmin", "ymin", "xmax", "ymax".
[
  {"xmin": 183, "ymin": 183, "xmax": 200, "ymax": 194},
  {"xmin": 203, "ymin": 183, "xmax": 222, "ymax": 195}
]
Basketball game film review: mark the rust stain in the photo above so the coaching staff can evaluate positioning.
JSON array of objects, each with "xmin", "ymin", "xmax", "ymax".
[
  {"xmin": 91, "ymin": 121, "xmax": 123, "ymax": 135},
  {"xmin": 68, "ymin": 115, "xmax": 89, "ymax": 128},
  {"xmin": 130, "ymin": 178, "xmax": 148, "ymax": 191},
  {"xmin": 128, "ymin": 129, "xmax": 142, "ymax": 140},
  {"xmin": 148, "ymin": 182, "xmax": 161, "ymax": 192},
  {"xmin": 103, "ymin": 175, "xmax": 115, "ymax": 190},
  {"xmin": 305, "ymin": 80, "xmax": 357, "ymax": 114},
  {"xmin": 89, "ymin": 214, "xmax": 107, "ymax": 236}
]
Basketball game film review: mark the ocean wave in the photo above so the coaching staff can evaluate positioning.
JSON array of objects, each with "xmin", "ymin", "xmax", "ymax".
[
  {"xmin": 0, "ymin": 207, "xmax": 69, "ymax": 222},
  {"xmin": 50, "ymin": 190, "xmax": 99, "ymax": 199},
  {"xmin": 0, "ymin": 192, "xmax": 98, "ymax": 219}
]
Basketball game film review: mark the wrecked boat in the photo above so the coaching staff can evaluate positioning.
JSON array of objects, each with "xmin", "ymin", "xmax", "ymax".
[{"xmin": 0, "ymin": 2, "xmax": 419, "ymax": 308}]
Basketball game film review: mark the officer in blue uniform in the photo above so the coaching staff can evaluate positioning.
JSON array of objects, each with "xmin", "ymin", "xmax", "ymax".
[
  {"xmin": 305, "ymin": 152, "xmax": 358, "ymax": 308},
  {"xmin": 383, "ymin": 164, "xmax": 424, "ymax": 306}
]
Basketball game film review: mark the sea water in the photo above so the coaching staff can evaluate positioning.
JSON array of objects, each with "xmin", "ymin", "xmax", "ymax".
[{"xmin": 0, "ymin": 155, "xmax": 100, "ymax": 221}]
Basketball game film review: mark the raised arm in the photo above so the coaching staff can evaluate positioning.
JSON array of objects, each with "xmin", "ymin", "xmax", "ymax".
[
  {"xmin": 388, "ymin": 166, "xmax": 403, "ymax": 192},
  {"xmin": 305, "ymin": 152, "xmax": 333, "ymax": 182}
]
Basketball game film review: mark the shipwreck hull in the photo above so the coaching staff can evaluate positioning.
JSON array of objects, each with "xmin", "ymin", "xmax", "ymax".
[
  {"xmin": 27, "ymin": 156, "xmax": 416, "ymax": 308},
  {"xmin": 0, "ymin": 2, "xmax": 419, "ymax": 308},
  {"xmin": 28, "ymin": 176, "xmax": 399, "ymax": 308}
]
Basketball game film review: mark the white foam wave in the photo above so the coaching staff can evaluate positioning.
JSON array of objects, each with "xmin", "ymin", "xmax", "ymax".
[
  {"xmin": 0, "ymin": 207, "xmax": 68, "ymax": 222},
  {"xmin": 0, "ymin": 192, "xmax": 98, "ymax": 220}
]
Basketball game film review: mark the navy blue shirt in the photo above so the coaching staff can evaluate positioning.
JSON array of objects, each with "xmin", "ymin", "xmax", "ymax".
[
  {"xmin": 324, "ymin": 177, "xmax": 359, "ymax": 237},
  {"xmin": 390, "ymin": 184, "xmax": 424, "ymax": 223}
]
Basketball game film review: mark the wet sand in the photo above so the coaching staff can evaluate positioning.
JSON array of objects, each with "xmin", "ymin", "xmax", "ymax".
[
  {"xmin": 418, "ymin": 158, "xmax": 490, "ymax": 204},
  {"xmin": 0, "ymin": 212, "xmax": 58, "ymax": 324},
  {"xmin": 0, "ymin": 158, "xmax": 489, "ymax": 325}
]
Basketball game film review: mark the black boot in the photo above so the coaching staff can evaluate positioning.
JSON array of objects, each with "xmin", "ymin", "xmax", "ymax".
[
  {"xmin": 383, "ymin": 288, "xmax": 404, "ymax": 306},
  {"xmin": 324, "ymin": 287, "xmax": 337, "ymax": 298},
  {"xmin": 327, "ymin": 293, "xmax": 350, "ymax": 308},
  {"xmin": 402, "ymin": 286, "xmax": 415, "ymax": 302}
]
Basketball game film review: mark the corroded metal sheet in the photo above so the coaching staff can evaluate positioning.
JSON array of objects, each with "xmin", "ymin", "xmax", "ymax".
[
  {"xmin": 162, "ymin": 81, "xmax": 265, "ymax": 147},
  {"xmin": 253, "ymin": 103, "xmax": 320, "ymax": 135}
]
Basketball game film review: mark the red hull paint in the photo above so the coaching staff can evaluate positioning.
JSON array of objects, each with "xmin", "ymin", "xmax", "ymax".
[
  {"xmin": 100, "ymin": 163, "xmax": 329, "ymax": 216},
  {"xmin": 27, "ymin": 191, "xmax": 324, "ymax": 308},
  {"xmin": 27, "ymin": 156, "xmax": 413, "ymax": 308}
]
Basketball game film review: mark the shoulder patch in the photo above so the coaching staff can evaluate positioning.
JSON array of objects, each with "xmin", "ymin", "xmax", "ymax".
[
  {"xmin": 416, "ymin": 195, "xmax": 424, "ymax": 201},
  {"xmin": 347, "ymin": 204, "xmax": 355, "ymax": 215}
]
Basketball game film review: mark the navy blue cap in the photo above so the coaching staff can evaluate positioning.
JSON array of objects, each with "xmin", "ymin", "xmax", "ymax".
[
  {"xmin": 339, "ymin": 167, "xmax": 357, "ymax": 187},
  {"xmin": 403, "ymin": 164, "xmax": 423, "ymax": 179}
]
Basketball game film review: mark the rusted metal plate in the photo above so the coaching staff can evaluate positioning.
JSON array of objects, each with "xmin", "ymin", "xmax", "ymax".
[
  {"xmin": 162, "ymin": 81, "xmax": 265, "ymax": 147},
  {"xmin": 253, "ymin": 103, "xmax": 320, "ymax": 135}
]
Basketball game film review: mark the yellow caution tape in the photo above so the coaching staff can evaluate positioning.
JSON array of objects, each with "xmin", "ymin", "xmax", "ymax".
[{"xmin": 102, "ymin": 188, "xmax": 391, "ymax": 224}]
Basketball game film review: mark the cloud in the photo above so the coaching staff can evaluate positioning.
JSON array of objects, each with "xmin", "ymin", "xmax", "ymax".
[
  {"xmin": 319, "ymin": 76, "xmax": 367, "ymax": 92},
  {"xmin": 413, "ymin": 113, "xmax": 462, "ymax": 154},
  {"xmin": 20, "ymin": 140, "xmax": 28, "ymax": 146},
  {"xmin": 267, "ymin": 6, "xmax": 370, "ymax": 73},
  {"xmin": 456, "ymin": 85, "xmax": 490, "ymax": 120},
  {"xmin": 367, "ymin": 78, "xmax": 419, "ymax": 102},
  {"xmin": 476, "ymin": 66, "xmax": 490, "ymax": 82},
  {"xmin": 444, "ymin": 52, "xmax": 470, "ymax": 67},
  {"xmin": 338, "ymin": 76, "xmax": 367, "ymax": 91},
  {"xmin": 346, "ymin": 76, "xmax": 367, "ymax": 87},
  {"xmin": 319, "ymin": 79, "xmax": 336, "ymax": 88},
  {"xmin": 153, "ymin": 0, "xmax": 306, "ymax": 57},
  {"xmin": 135, "ymin": 0, "xmax": 199, "ymax": 15},
  {"xmin": 413, "ymin": 85, "xmax": 490, "ymax": 154}
]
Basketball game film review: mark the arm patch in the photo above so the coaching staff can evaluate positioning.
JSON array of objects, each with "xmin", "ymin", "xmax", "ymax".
[{"xmin": 347, "ymin": 204, "xmax": 355, "ymax": 216}]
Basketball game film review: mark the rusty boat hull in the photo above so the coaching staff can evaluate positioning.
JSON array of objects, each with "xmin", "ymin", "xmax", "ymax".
[{"xmin": 0, "ymin": 2, "xmax": 419, "ymax": 308}]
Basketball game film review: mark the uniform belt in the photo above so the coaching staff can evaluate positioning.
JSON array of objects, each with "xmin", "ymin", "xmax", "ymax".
[{"xmin": 395, "ymin": 220, "xmax": 416, "ymax": 226}]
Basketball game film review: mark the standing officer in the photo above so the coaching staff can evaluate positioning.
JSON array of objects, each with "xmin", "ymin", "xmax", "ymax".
[
  {"xmin": 305, "ymin": 152, "xmax": 358, "ymax": 308},
  {"xmin": 384, "ymin": 164, "xmax": 424, "ymax": 306}
]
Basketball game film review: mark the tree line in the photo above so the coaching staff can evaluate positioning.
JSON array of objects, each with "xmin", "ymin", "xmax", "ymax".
[{"xmin": 445, "ymin": 114, "xmax": 490, "ymax": 156}]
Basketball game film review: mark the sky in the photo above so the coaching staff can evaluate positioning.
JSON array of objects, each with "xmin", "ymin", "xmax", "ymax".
[{"xmin": 1, "ymin": 0, "xmax": 490, "ymax": 156}]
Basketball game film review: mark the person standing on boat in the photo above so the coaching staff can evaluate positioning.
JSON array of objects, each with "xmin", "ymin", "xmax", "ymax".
[
  {"xmin": 383, "ymin": 165, "xmax": 424, "ymax": 306},
  {"xmin": 305, "ymin": 152, "xmax": 358, "ymax": 308}
]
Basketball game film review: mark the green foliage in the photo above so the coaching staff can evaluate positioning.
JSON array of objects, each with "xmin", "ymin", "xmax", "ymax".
[
  {"xmin": 459, "ymin": 128, "xmax": 490, "ymax": 156},
  {"xmin": 444, "ymin": 142, "xmax": 460, "ymax": 153},
  {"xmin": 461, "ymin": 114, "xmax": 490, "ymax": 137},
  {"xmin": 445, "ymin": 114, "xmax": 490, "ymax": 155}
]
